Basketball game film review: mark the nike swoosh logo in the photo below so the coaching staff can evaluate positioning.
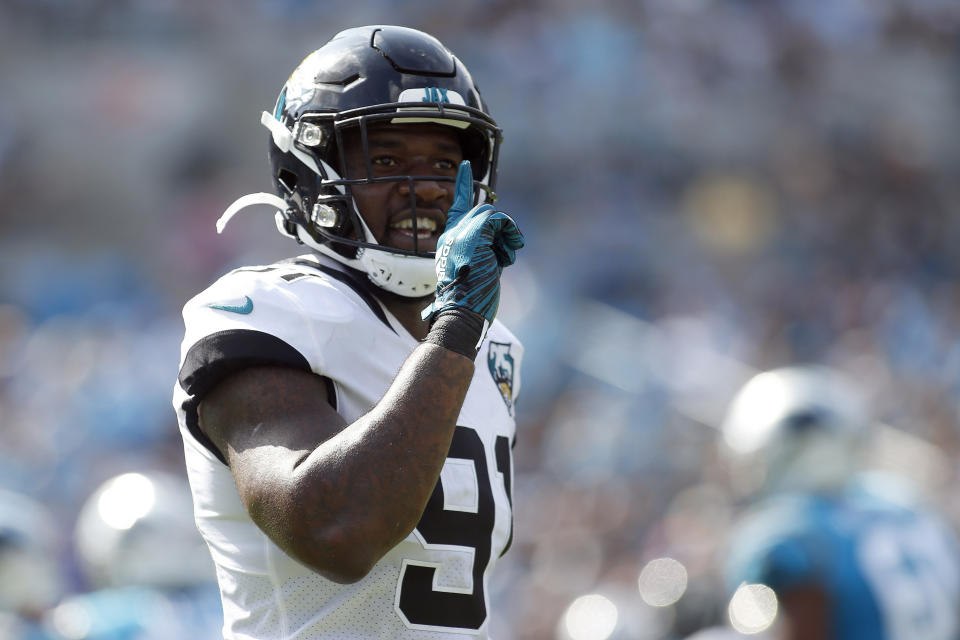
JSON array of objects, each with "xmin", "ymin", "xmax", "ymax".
[{"xmin": 208, "ymin": 296, "xmax": 253, "ymax": 314}]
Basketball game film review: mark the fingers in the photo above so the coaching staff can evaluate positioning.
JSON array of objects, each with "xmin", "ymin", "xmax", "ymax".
[
  {"xmin": 443, "ymin": 205, "xmax": 525, "ymax": 269},
  {"xmin": 445, "ymin": 160, "xmax": 475, "ymax": 224},
  {"xmin": 487, "ymin": 212, "xmax": 525, "ymax": 248},
  {"xmin": 493, "ymin": 242, "xmax": 517, "ymax": 267},
  {"xmin": 505, "ymin": 229, "xmax": 525, "ymax": 249},
  {"xmin": 475, "ymin": 212, "xmax": 523, "ymax": 267},
  {"xmin": 492, "ymin": 228, "xmax": 522, "ymax": 266},
  {"xmin": 456, "ymin": 210, "xmax": 524, "ymax": 261},
  {"xmin": 426, "ymin": 197, "xmax": 523, "ymax": 323},
  {"xmin": 501, "ymin": 219, "xmax": 525, "ymax": 250}
]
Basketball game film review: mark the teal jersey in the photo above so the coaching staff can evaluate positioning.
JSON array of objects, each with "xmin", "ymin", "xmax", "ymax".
[{"xmin": 726, "ymin": 475, "xmax": 960, "ymax": 640}]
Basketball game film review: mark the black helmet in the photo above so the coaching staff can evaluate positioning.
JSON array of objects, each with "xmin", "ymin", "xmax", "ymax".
[{"xmin": 246, "ymin": 26, "xmax": 501, "ymax": 296}]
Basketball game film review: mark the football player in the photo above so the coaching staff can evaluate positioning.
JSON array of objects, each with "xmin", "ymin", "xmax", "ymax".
[
  {"xmin": 720, "ymin": 365, "xmax": 960, "ymax": 640},
  {"xmin": 172, "ymin": 26, "xmax": 524, "ymax": 639},
  {"xmin": 49, "ymin": 471, "xmax": 223, "ymax": 639}
]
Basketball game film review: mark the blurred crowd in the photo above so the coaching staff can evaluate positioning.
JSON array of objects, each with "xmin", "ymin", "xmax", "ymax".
[{"xmin": 1, "ymin": 0, "xmax": 959, "ymax": 638}]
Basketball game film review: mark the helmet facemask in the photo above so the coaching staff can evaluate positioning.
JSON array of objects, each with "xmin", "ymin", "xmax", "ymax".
[
  {"xmin": 272, "ymin": 100, "xmax": 499, "ymax": 297},
  {"xmin": 288, "ymin": 105, "xmax": 499, "ymax": 257}
]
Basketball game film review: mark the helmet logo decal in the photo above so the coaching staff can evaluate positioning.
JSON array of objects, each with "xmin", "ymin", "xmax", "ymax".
[
  {"xmin": 398, "ymin": 88, "xmax": 466, "ymax": 106},
  {"xmin": 488, "ymin": 341, "xmax": 515, "ymax": 415},
  {"xmin": 423, "ymin": 87, "xmax": 449, "ymax": 103},
  {"xmin": 283, "ymin": 82, "xmax": 316, "ymax": 117}
]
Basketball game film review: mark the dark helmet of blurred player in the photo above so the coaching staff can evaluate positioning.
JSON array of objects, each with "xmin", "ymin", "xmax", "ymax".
[
  {"xmin": 720, "ymin": 365, "xmax": 869, "ymax": 495},
  {"xmin": 218, "ymin": 25, "xmax": 502, "ymax": 298},
  {"xmin": 74, "ymin": 471, "xmax": 215, "ymax": 590}
]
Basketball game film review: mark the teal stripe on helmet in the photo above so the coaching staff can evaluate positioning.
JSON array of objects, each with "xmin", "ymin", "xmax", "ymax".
[{"xmin": 274, "ymin": 89, "xmax": 286, "ymax": 121}]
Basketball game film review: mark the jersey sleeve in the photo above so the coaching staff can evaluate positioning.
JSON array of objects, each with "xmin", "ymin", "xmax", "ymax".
[{"xmin": 174, "ymin": 265, "xmax": 356, "ymax": 462}]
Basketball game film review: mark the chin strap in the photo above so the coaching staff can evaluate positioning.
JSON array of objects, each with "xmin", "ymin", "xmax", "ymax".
[
  {"xmin": 215, "ymin": 192, "xmax": 438, "ymax": 298},
  {"xmin": 216, "ymin": 193, "xmax": 290, "ymax": 235}
]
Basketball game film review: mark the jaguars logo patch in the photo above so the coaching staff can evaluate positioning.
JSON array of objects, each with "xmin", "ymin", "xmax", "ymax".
[{"xmin": 487, "ymin": 342, "xmax": 515, "ymax": 415}]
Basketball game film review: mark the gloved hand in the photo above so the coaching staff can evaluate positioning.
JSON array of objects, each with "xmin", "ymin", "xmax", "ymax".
[{"xmin": 421, "ymin": 160, "xmax": 525, "ymax": 325}]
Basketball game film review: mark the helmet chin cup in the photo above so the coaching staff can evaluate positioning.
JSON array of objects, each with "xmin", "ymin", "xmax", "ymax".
[
  {"xmin": 306, "ymin": 232, "xmax": 437, "ymax": 299},
  {"xmin": 358, "ymin": 247, "xmax": 438, "ymax": 297}
]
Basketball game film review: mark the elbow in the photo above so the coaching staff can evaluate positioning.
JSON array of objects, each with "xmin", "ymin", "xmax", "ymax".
[
  {"xmin": 247, "ymin": 480, "xmax": 420, "ymax": 584},
  {"xmin": 302, "ymin": 540, "xmax": 383, "ymax": 584},
  {"xmin": 315, "ymin": 556, "xmax": 376, "ymax": 585},
  {"xmin": 288, "ymin": 523, "xmax": 401, "ymax": 584}
]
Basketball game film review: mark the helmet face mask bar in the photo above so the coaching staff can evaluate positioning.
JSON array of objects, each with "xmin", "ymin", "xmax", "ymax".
[{"xmin": 217, "ymin": 26, "xmax": 503, "ymax": 297}]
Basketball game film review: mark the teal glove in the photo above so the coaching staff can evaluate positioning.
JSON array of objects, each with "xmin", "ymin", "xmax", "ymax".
[{"xmin": 421, "ymin": 160, "xmax": 525, "ymax": 324}]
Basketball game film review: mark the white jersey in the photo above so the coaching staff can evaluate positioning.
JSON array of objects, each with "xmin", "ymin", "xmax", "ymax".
[{"xmin": 172, "ymin": 254, "xmax": 522, "ymax": 640}]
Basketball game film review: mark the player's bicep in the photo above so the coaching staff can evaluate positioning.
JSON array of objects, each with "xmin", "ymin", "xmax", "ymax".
[{"xmin": 197, "ymin": 365, "xmax": 346, "ymax": 506}]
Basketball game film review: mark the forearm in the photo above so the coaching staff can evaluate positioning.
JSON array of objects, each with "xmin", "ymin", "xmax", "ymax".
[{"xmin": 279, "ymin": 342, "xmax": 474, "ymax": 579}]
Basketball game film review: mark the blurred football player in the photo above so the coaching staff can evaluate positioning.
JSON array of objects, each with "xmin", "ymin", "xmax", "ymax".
[
  {"xmin": 47, "ymin": 471, "xmax": 222, "ymax": 639},
  {"xmin": 720, "ymin": 365, "xmax": 960, "ymax": 640},
  {"xmin": 0, "ymin": 488, "xmax": 64, "ymax": 640},
  {"xmin": 172, "ymin": 25, "xmax": 524, "ymax": 639}
]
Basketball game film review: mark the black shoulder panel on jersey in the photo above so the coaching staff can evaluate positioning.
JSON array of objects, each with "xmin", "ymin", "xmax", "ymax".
[
  {"xmin": 179, "ymin": 329, "xmax": 311, "ymax": 397},
  {"xmin": 288, "ymin": 259, "xmax": 397, "ymax": 334},
  {"xmin": 178, "ymin": 329, "xmax": 336, "ymax": 465}
]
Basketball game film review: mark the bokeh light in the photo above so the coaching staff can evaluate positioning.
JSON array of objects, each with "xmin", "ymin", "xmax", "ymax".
[
  {"xmin": 96, "ymin": 473, "xmax": 156, "ymax": 531},
  {"xmin": 638, "ymin": 557, "xmax": 688, "ymax": 607},
  {"xmin": 562, "ymin": 594, "xmax": 619, "ymax": 640},
  {"xmin": 728, "ymin": 583, "xmax": 778, "ymax": 634},
  {"xmin": 50, "ymin": 600, "xmax": 93, "ymax": 640}
]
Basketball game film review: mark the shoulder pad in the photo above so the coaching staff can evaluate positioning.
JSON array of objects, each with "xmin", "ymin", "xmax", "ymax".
[{"xmin": 185, "ymin": 264, "xmax": 357, "ymax": 327}]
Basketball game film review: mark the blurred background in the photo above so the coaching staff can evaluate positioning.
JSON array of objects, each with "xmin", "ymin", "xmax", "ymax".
[{"xmin": 1, "ymin": 0, "xmax": 959, "ymax": 638}]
